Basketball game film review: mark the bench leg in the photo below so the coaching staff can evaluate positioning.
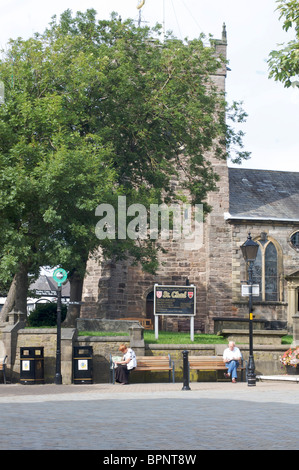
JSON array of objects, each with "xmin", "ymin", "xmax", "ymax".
[{"xmin": 2, "ymin": 366, "xmax": 6, "ymax": 385}]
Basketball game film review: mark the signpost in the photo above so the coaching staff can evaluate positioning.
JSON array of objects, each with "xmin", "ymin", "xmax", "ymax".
[
  {"xmin": 241, "ymin": 284, "xmax": 260, "ymax": 297},
  {"xmin": 53, "ymin": 268, "xmax": 68, "ymax": 385},
  {"xmin": 154, "ymin": 284, "xmax": 196, "ymax": 340}
]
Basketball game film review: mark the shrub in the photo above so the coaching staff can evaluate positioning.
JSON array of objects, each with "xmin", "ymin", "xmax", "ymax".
[{"xmin": 27, "ymin": 302, "xmax": 67, "ymax": 327}]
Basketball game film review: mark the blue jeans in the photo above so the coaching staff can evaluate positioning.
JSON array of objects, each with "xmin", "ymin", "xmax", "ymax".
[{"xmin": 225, "ymin": 360, "xmax": 239, "ymax": 379}]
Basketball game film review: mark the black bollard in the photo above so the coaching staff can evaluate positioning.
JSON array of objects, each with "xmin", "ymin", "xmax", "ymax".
[{"xmin": 182, "ymin": 350, "xmax": 191, "ymax": 390}]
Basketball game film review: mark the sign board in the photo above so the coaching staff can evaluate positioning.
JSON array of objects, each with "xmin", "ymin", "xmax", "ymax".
[
  {"xmin": 241, "ymin": 284, "xmax": 260, "ymax": 297},
  {"xmin": 35, "ymin": 290, "xmax": 58, "ymax": 297},
  {"xmin": 78, "ymin": 360, "xmax": 88, "ymax": 371},
  {"xmin": 154, "ymin": 285, "xmax": 196, "ymax": 316},
  {"xmin": 22, "ymin": 361, "xmax": 30, "ymax": 371}
]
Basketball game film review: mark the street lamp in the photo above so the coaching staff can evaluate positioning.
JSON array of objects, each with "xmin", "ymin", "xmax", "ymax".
[
  {"xmin": 240, "ymin": 233, "xmax": 259, "ymax": 387},
  {"xmin": 53, "ymin": 268, "xmax": 68, "ymax": 385}
]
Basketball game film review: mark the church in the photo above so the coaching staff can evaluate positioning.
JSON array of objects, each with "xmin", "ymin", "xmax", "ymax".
[{"xmin": 80, "ymin": 27, "xmax": 299, "ymax": 334}]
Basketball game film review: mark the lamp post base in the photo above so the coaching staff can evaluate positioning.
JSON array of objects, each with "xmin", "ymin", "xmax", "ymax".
[
  {"xmin": 247, "ymin": 355, "xmax": 256, "ymax": 386},
  {"xmin": 247, "ymin": 376, "xmax": 256, "ymax": 387},
  {"xmin": 55, "ymin": 374, "xmax": 62, "ymax": 385},
  {"xmin": 182, "ymin": 350, "xmax": 191, "ymax": 391}
]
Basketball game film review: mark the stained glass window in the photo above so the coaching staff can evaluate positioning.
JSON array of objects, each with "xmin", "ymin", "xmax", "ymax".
[
  {"xmin": 265, "ymin": 242, "xmax": 278, "ymax": 301},
  {"xmin": 251, "ymin": 238, "xmax": 279, "ymax": 301},
  {"xmin": 252, "ymin": 246, "xmax": 262, "ymax": 301}
]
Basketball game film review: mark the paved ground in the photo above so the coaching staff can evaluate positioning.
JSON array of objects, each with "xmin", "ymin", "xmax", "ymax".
[{"xmin": 1, "ymin": 379, "xmax": 299, "ymax": 452}]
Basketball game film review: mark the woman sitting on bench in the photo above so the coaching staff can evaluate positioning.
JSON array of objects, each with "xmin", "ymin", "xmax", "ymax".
[{"xmin": 114, "ymin": 344, "xmax": 137, "ymax": 385}]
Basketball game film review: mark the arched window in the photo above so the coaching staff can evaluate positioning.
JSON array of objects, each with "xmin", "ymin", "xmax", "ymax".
[
  {"xmin": 251, "ymin": 235, "xmax": 282, "ymax": 302},
  {"xmin": 290, "ymin": 231, "xmax": 299, "ymax": 251}
]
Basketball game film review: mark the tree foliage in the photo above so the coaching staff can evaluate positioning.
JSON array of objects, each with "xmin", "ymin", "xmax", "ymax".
[
  {"xmin": 0, "ymin": 10, "xmax": 249, "ymax": 319},
  {"xmin": 268, "ymin": 0, "xmax": 299, "ymax": 88}
]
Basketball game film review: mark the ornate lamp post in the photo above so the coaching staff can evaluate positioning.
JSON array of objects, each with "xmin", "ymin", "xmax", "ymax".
[
  {"xmin": 53, "ymin": 268, "xmax": 68, "ymax": 385},
  {"xmin": 240, "ymin": 233, "xmax": 259, "ymax": 387}
]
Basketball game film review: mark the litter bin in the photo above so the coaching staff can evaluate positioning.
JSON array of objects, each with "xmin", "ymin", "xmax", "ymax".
[
  {"xmin": 73, "ymin": 346, "xmax": 93, "ymax": 384},
  {"xmin": 20, "ymin": 347, "xmax": 44, "ymax": 385}
]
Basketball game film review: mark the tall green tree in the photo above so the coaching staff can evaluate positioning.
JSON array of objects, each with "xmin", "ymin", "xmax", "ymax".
[
  {"xmin": 268, "ymin": 0, "xmax": 299, "ymax": 88},
  {"xmin": 0, "ymin": 10, "xmax": 249, "ymax": 324}
]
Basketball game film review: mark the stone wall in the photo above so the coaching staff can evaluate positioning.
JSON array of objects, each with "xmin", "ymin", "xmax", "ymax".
[
  {"xmin": 9, "ymin": 328, "xmax": 129, "ymax": 384},
  {"xmin": 230, "ymin": 223, "xmax": 299, "ymax": 328},
  {"xmin": 1, "ymin": 323, "xmax": 290, "ymax": 384},
  {"xmin": 14, "ymin": 328, "xmax": 65, "ymax": 383},
  {"xmin": 80, "ymin": 32, "xmax": 231, "ymax": 334},
  {"xmin": 77, "ymin": 318, "xmax": 141, "ymax": 332}
]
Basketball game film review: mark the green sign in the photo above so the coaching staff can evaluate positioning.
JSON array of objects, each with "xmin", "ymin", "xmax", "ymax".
[{"xmin": 53, "ymin": 268, "xmax": 68, "ymax": 286}]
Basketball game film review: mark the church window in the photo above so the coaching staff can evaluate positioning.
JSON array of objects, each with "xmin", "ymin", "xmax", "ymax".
[
  {"xmin": 265, "ymin": 242, "xmax": 278, "ymax": 301},
  {"xmin": 251, "ymin": 236, "xmax": 281, "ymax": 302},
  {"xmin": 290, "ymin": 231, "xmax": 299, "ymax": 250}
]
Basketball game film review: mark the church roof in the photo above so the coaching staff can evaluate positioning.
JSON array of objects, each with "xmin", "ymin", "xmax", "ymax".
[
  {"xmin": 30, "ymin": 275, "xmax": 70, "ymax": 297},
  {"xmin": 227, "ymin": 168, "xmax": 299, "ymax": 222}
]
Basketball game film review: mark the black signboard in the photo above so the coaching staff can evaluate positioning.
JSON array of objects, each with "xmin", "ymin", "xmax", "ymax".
[
  {"xmin": 35, "ymin": 290, "xmax": 57, "ymax": 297},
  {"xmin": 154, "ymin": 285, "xmax": 196, "ymax": 316}
]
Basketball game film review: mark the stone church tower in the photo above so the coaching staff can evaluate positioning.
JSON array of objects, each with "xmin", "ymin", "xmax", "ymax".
[
  {"xmin": 80, "ymin": 24, "xmax": 299, "ymax": 333},
  {"xmin": 80, "ymin": 27, "xmax": 232, "ymax": 333}
]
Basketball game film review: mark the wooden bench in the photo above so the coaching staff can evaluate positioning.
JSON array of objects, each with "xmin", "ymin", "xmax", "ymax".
[
  {"xmin": 188, "ymin": 356, "xmax": 247, "ymax": 382},
  {"xmin": 110, "ymin": 354, "xmax": 175, "ymax": 384},
  {"xmin": 0, "ymin": 356, "xmax": 7, "ymax": 384}
]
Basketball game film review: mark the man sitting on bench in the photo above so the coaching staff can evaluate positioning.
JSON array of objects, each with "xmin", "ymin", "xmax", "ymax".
[{"xmin": 223, "ymin": 341, "xmax": 242, "ymax": 383}]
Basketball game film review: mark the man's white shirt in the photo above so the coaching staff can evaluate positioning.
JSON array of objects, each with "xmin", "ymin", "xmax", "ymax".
[{"xmin": 223, "ymin": 346, "xmax": 242, "ymax": 362}]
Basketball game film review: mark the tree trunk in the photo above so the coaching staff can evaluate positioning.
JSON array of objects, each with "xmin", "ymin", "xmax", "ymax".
[
  {"xmin": 62, "ymin": 270, "xmax": 84, "ymax": 328},
  {"xmin": 0, "ymin": 263, "xmax": 28, "ymax": 322}
]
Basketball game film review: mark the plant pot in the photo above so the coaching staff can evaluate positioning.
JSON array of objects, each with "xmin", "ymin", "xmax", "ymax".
[{"xmin": 286, "ymin": 365, "xmax": 299, "ymax": 375}]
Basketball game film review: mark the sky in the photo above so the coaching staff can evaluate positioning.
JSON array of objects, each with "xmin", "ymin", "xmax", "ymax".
[{"xmin": 0, "ymin": 0, "xmax": 298, "ymax": 172}]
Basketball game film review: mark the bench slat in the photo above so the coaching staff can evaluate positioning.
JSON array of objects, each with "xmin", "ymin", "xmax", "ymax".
[
  {"xmin": 136, "ymin": 364, "xmax": 171, "ymax": 367},
  {"xmin": 188, "ymin": 355, "xmax": 247, "ymax": 382},
  {"xmin": 110, "ymin": 354, "xmax": 175, "ymax": 384}
]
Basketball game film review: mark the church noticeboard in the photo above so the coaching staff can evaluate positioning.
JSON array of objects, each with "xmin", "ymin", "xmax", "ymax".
[{"xmin": 154, "ymin": 285, "xmax": 196, "ymax": 316}]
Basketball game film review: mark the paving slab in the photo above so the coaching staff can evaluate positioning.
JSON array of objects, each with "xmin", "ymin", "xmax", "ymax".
[{"xmin": 1, "ymin": 381, "xmax": 299, "ymax": 451}]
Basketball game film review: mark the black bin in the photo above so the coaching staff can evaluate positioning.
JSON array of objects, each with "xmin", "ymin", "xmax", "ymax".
[
  {"xmin": 73, "ymin": 346, "xmax": 93, "ymax": 384},
  {"xmin": 20, "ymin": 347, "xmax": 44, "ymax": 385}
]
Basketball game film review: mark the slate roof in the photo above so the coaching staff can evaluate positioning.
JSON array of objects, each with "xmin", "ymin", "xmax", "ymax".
[
  {"xmin": 227, "ymin": 168, "xmax": 299, "ymax": 221},
  {"xmin": 30, "ymin": 275, "xmax": 70, "ymax": 297}
]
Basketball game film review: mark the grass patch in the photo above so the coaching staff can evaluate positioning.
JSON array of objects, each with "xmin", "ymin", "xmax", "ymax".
[
  {"xmin": 26, "ymin": 327, "xmax": 294, "ymax": 346},
  {"xmin": 144, "ymin": 331, "xmax": 227, "ymax": 344},
  {"xmin": 281, "ymin": 335, "xmax": 293, "ymax": 345},
  {"xmin": 77, "ymin": 330, "xmax": 226, "ymax": 344},
  {"xmin": 78, "ymin": 330, "xmax": 227, "ymax": 344}
]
